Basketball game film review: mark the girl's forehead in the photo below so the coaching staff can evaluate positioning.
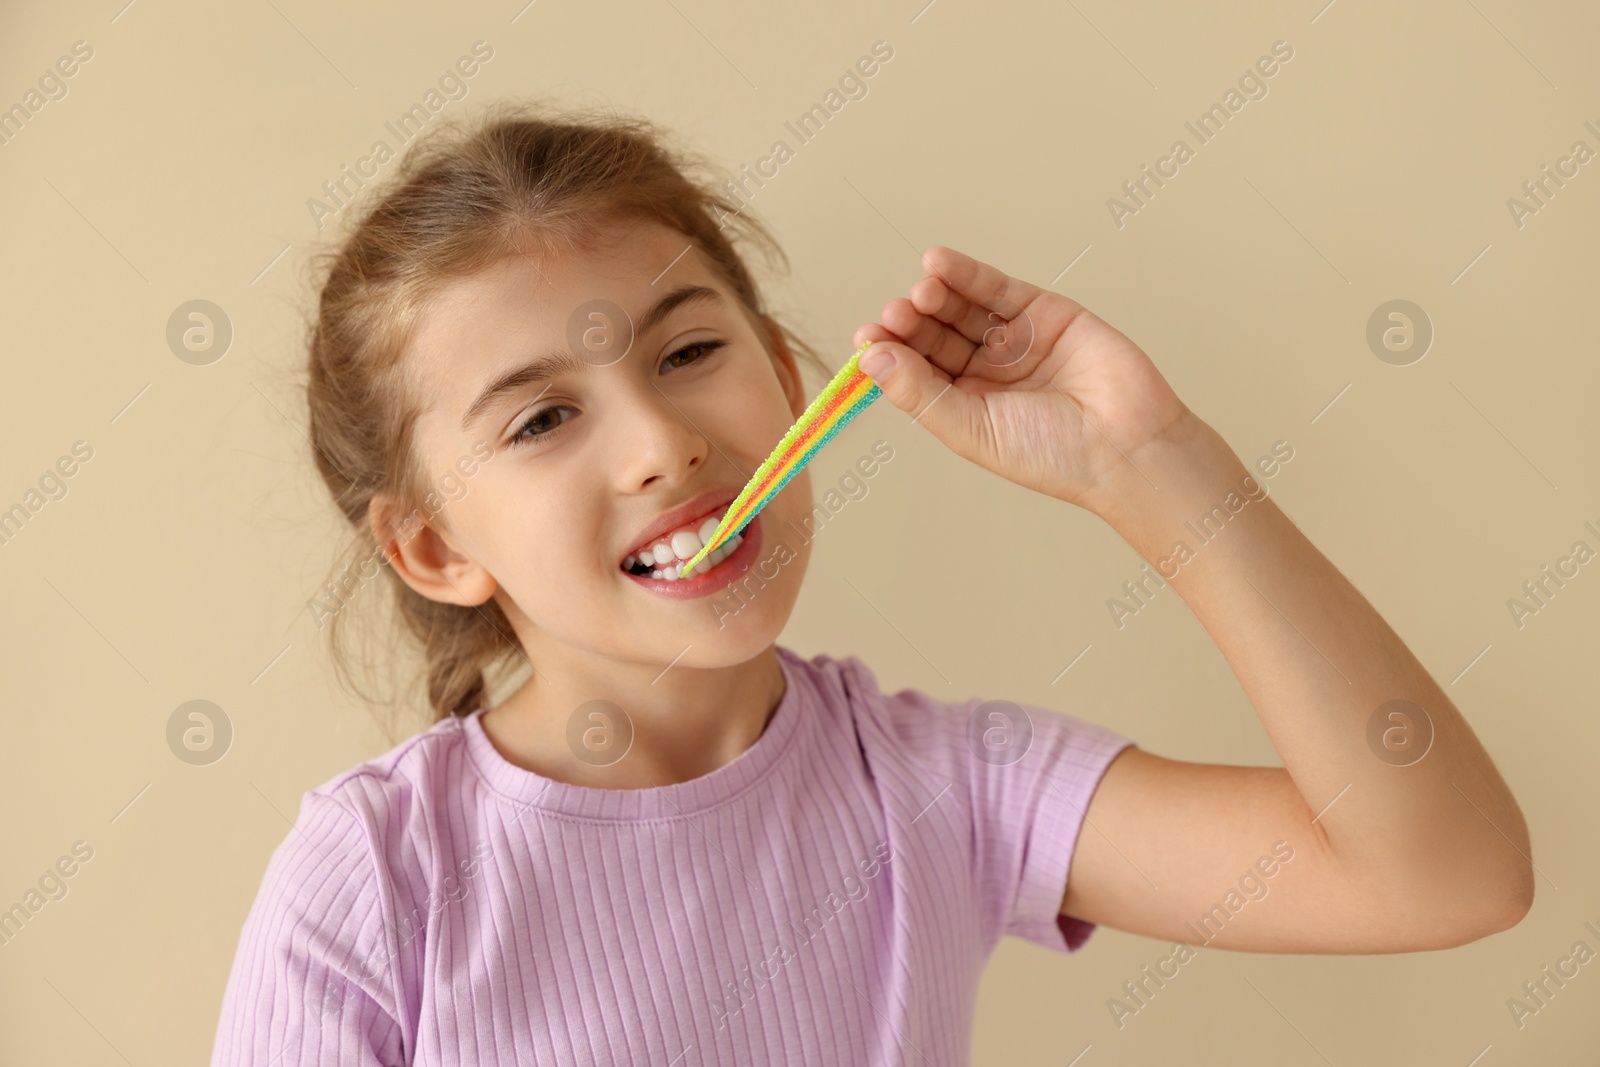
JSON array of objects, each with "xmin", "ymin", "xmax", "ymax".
[
  {"xmin": 441, "ymin": 221, "xmax": 705, "ymax": 308},
  {"xmin": 423, "ymin": 250, "xmax": 728, "ymax": 359}
]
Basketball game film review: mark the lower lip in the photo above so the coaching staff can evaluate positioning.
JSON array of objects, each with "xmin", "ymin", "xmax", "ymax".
[{"xmin": 621, "ymin": 512, "xmax": 764, "ymax": 600}]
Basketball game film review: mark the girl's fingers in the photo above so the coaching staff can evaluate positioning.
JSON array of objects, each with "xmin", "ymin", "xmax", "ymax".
[
  {"xmin": 863, "ymin": 246, "xmax": 1048, "ymax": 386},
  {"xmin": 852, "ymin": 321, "xmax": 904, "ymax": 349},
  {"xmin": 856, "ymin": 337, "xmax": 981, "ymax": 454},
  {"xmin": 877, "ymin": 296, "xmax": 975, "ymax": 379},
  {"xmin": 916, "ymin": 246, "xmax": 1046, "ymax": 345},
  {"xmin": 909, "ymin": 277, "xmax": 1042, "ymax": 377},
  {"xmin": 922, "ymin": 245, "xmax": 1046, "ymax": 317},
  {"xmin": 908, "ymin": 276, "xmax": 996, "ymax": 350}
]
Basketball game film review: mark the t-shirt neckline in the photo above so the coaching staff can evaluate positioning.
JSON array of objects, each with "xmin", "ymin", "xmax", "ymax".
[{"xmin": 459, "ymin": 645, "xmax": 807, "ymax": 821}]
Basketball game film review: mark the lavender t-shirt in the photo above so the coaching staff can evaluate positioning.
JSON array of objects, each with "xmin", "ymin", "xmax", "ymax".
[{"xmin": 210, "ymin": 644, "xmax": 1133, "ymax": 1065}]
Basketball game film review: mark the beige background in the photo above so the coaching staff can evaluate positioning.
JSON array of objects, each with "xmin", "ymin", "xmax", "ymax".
[{"xmin": 2, "ymin": 0, "xmax": 1597, "ymax": 1063}]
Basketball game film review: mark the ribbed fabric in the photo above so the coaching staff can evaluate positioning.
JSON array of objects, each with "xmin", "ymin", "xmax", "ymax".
[{"xmin": 210, "ymin": 645, "xmax": 1134, "ymax": 1066}]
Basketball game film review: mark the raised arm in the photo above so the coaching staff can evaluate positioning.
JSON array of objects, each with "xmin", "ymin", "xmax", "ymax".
[
  {"xmin": 854, "ymin": 246, "xmax": 1533, "ymax": 954},
  {"xmin": 1057, "ymin": 413, "xmax": 1532, "ymax": 952}
]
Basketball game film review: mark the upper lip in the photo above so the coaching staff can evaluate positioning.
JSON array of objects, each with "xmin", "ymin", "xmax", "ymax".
[{"xmin": 620, "ymin": 486, "xmax": 740, "ymax": 564}]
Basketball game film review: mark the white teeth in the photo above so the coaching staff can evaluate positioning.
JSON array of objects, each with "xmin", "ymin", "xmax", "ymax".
[
  {"xmin": 624, "ymin": 516, "xmax": 747, "ymax": 580},
  {"xmin": 631, "ymin": 531, "xmax": 745, "ymax": 581},
  {"xmin": 670, "ymin": 530, "xmax": 702, "ymax": 559},
  {"xmin": 674, "ymin": 532, "xmax": 742, "ymax": 580}
]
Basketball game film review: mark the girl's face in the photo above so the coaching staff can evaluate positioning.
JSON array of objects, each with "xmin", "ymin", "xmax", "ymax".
[{"xmin": 394, "ymin": 219, "xmax": 815, "ymax": 672}]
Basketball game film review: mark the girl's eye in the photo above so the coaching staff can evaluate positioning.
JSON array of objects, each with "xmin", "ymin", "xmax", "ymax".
[
  {"xmin": 662, "ymin": 339, "xmax": 726, "ymax": 371},
  {"xmin": 511, "ymin": 405, "xmax": 575, "ymax": 448},
  {"xmin": 508, "ymin": 341, "xmax": 723, "ymax": 449}
]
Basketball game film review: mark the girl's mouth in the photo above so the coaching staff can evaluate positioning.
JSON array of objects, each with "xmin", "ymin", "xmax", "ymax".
[{"xmin": 619, "ymin": 512, "xmax": 763, "ymax": 600}]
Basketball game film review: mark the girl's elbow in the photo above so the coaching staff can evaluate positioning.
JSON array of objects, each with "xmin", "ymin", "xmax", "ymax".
[
  {"xmin": 1490, "ymin": 862, "xmax": 1536, "ymax": 935},
  {"xmin": 1382, "ymin": 858, "xmax": 1535, "ymax": 951},
  {"xmin": 1437, "ymin": 862, "xmax": 1536, "ymax": 948},
  {"xmin": 1446, "ymin": 803, "xmax": 1536, "ymax": 943},
  {"xmin": 1479, "ymin": 817, "xmax": 1537, "ymax": 937}
]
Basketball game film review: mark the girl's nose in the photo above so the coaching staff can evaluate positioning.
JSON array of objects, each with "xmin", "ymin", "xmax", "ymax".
[{"xmin": 612, "ymin": 386, "xmax": 710, "ymax": 490}]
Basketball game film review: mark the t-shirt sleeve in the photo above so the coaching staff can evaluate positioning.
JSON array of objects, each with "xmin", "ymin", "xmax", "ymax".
[
  {"xmin": 210, "ymin": 790, "xmax": 408, "ymax": 1067},
  {"xmin": 867, "ymin": 660, "xmax": 1135, "ymax": 956},
  {"xmin": 965, "ymin": 699, "xmax": 1135, "ymax": 953}
]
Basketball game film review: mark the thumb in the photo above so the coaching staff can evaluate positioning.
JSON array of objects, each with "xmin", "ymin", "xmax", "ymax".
[{"xmin": 858, "ymin": 340, "xmax": 974, "ymax": 444}]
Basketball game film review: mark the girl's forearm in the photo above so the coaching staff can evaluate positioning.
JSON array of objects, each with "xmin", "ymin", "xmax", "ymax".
[{"xmin": 1083, "ymin": 411, "xmax": 1533, "ymax": 917}]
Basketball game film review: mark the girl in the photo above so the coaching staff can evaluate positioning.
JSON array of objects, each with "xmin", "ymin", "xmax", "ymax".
[{"xmin": 211, "ymin": 102, "xmax": 1532, "ymax": 1065}]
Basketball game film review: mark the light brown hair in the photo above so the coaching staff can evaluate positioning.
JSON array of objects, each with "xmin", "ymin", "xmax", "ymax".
[{"xmin": 299, "ymin": 98, "xmax": 827, "ymax": 730}]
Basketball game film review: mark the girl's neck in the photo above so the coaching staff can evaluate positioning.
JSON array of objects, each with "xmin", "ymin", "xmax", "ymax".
[{"xmin": 478, "ymin": 643, "xmax": 787, "ymax": 791}]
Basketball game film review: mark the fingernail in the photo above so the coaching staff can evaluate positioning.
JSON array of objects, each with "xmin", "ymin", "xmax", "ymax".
[{"xmin": 860, "ymin": 347, "xmax": 895, "ymax": 381}]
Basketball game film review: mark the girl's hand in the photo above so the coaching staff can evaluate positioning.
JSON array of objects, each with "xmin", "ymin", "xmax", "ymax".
[{"xmin": 854, "ymin": 246, "xmax": 1197, "ymax": 515}]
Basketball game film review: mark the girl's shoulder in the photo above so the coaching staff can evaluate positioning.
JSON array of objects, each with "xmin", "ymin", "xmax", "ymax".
[
  {"xmin": 779, "ymin": 643, "xmax": 989, "ymax": 777},
  {"xmin": 781, "ymin": 643, "xmax": 1132, "ymax": 781},
  {"xmin": 245, "ymin": 716, "xmax": 480, "ymax": 951},
  {"xmin": 780, "ymin": 644, "xmax": 1136, "ymax": 953},
  {"xmin": 304, "ymin": 710, "xmax": 471, "ymax": 819},
  {"xmin": 264, "ymin": 711, "xmax": 478, "ymax": 896},
  {"xmin": 217, "ymin": 717, "xmax": 474, "ymax": 1058}
]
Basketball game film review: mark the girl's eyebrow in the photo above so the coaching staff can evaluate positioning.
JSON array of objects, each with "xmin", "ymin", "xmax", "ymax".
[{"xmin": 459, "ymin": 284, "xmax": 724, "ymax": 430}]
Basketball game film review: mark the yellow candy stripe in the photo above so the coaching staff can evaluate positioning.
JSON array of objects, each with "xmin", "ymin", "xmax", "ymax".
[{"xmin": 679, "ymin": 341, "xmax": 879, "ymax": 577}]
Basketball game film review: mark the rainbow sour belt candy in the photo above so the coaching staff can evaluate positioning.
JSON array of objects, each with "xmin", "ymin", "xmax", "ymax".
[{"xmin": 678, "ymin": 339, "xmax": 882, "ymax": 578}]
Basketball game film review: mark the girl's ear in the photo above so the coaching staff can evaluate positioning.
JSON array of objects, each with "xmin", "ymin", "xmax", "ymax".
[
  {"xmin": 762, "ymin": 317, "xmax": 805, "ymax": 420},
  {"xmin": 368, "ymin": 493, "xmax": 498, "ymax": 607}
]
